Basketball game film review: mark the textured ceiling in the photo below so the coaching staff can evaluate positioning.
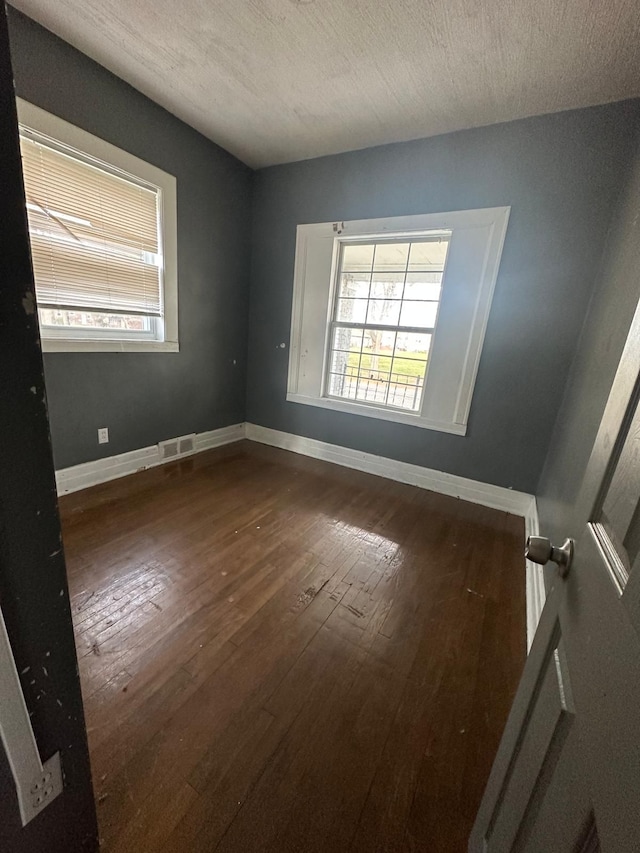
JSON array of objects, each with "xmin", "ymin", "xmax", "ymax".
[{"xmin": 11, "ymin": 0, "xmax": 640, "ymax": 168}]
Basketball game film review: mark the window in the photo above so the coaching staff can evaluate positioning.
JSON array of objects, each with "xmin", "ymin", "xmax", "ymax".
[
  {"xmin": 17, "ymin": 100, "xmax": 178, "ymax": 352},
  {"xmin": 287, "ymin": 208, "xmax": 510, "ymax": 435},
  {"xmin": 326, "ymin": 236, "xmax": 450, "ymax": 413}
]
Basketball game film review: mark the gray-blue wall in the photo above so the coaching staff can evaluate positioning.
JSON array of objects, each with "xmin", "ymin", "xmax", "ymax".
[
  {"xmin": 8, "ymin": 5, "xmax": 640, "ymax": 496},
  {"xmin": 537, "ymin": 136, "xmax": 640, "ymax": 547},
  {"xmin": 7, "ymin": 7, "xmax": 252, "ymax": 470},
  {"xmin": 247, "ymin": 103, "xmax": 640, "ymax": 493}
]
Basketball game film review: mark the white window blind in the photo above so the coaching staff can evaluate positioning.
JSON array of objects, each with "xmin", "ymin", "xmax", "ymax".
[{"xmin": 20, "ymin": 132, "xmax": 163, "ymax": 317}]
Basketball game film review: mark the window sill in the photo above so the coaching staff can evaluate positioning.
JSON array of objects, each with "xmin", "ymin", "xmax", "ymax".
[
  {"xmin": 41, "ymin": 339, "xmax": 179, "ymax": 353},
  {"xmin": 286, "ymin": 392, "xmax": 467, "ymax": 435}
]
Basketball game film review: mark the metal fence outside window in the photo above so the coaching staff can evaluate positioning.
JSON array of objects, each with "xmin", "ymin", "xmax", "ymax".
[{"xmin": 330, "ymin": 365, "xmax": 423, "ymax": 411}]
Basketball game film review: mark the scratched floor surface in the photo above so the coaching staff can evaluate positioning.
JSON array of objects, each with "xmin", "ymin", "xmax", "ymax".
[{"xmin": 59, "ymin": 440, "xmax": 526, "ymax": 852}]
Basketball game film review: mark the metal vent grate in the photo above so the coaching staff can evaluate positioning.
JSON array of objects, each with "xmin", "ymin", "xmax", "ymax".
[
  {"xmin": 158, "ymin": 439, "xmax": 179, "ymax": 459},
  {"xmin": 158, "ymin": 434, "xmax": 196, "ymax": 460},
  {"xmin": 178, "ymin": 435, "xmax": 195, "ymax": 455}
]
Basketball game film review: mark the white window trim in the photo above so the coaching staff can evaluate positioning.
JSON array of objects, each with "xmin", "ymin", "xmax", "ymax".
[
  {"xmin": 16, "ymin": 99, "xmax": 179, "ymax": 354},
  {"xmin": 286, "ymin": 208, "xmax": 510, "ymax": 435}
]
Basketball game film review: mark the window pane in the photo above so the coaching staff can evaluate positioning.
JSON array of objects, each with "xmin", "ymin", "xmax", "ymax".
[
  {"xmin": 366, "ymin": 299, "xmax": 401, "ymax": 326},
  {"xmin": 408, "ymin": 238, "xmax": 450, "ymax": 271},
  {"xmin": 365, "ymin": 330, "xmax": 397, "ymax": 350},
  {"xmin": 39, "ymin": 308, "xmax": 151, "ymax": 332},
  {"xmin": 356, "ymin": 374, "xmax": 390, "ymax": 404},
  {"xmin": 390, "ymin": 357, "xmax": 429, "ymax": 380},
  {"xmin": 361, "ymin": 329, "xmax": 396, "ymax": 375},
  {"xmin": 341, "ymin": 244, "xmax": 374, "ymax": 272},
  {"xmin": 333, "ymin": 326, "xmax": 364, "ymax": 352},
  {"xmin": 328, "ymin": 349, "xmax": 353, "ymax": 375},
  {"xmin": 370, "ymin": 272, "xmax": 405, "ymax": 300},
  {"xmin": 399, "ymin": 301, "xmax": 439, "ymax": 328},
  {"xmin": 373, "ymin": 243, "xmax": 410, "ymax": 271},
  {"xmin": 338, "ymin": 273, "xmax": 370, "ymax": 299},
  {"xmin": 336, "ymin": 298, "xmax": 369, "ymax": 323},
  {"xmin": 327, "ymin": 372, "xmax": 358, "ymax": 399},
  {"xmin": 396, "ymin": 332, "xmax": 431, "ymax": 359},
  {"xmin": 388, "ymin": 359, "xmax": 428, "ymax": 410},
  {"xmin": 404, "ymin": 273, "xmax": 442, "ymax": 301}
]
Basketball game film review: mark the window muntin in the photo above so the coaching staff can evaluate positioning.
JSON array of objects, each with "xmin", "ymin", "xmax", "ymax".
[{"xmin": 325, "ymin": 235, "xmax": 450, "ymax": 413}]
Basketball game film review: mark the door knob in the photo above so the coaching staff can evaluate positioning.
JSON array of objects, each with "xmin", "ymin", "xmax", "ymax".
[{"xmin": 525, "ymin": 536, "xmax": 574, "ymax": 578}]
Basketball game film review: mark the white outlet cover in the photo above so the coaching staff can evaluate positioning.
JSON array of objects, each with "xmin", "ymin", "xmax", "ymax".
[
  {"xmin": 98, "ymin": 428, "xmax": 109, "ymax": 444},
  {"xmin": 20, "ymin": 751, "xmax": 63, "ymax": 826}
]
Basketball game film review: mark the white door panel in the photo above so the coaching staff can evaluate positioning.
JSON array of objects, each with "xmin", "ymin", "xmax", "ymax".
[{"xmin": 471, "ymin": 298, "xmax": 640, "ymax": 851}]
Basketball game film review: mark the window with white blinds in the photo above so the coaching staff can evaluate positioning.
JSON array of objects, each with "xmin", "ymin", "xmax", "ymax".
[
  {"xmin": 21, "ymin": 134, "xmax": 162, "ymax": 316},
  {"xmin": 17, "ymin": 99, "xmax": 178, "ymax": 353}
]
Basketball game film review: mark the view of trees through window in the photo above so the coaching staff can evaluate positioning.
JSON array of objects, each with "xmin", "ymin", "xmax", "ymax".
[
  {"xmin": 326, "ymin": 235, "xmax": 451, "ymax": 411},
  {"xmin": 39, "ymin": 308, "xmax": 149, "ymax": 333}
]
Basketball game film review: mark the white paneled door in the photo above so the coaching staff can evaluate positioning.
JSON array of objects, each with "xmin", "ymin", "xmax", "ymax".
[{"xmin": 470, "ymin": 300, "xmax": 640, "ymax": 852}]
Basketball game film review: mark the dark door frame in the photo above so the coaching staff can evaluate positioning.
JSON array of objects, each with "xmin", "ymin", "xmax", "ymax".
[{"xmin": 0, "ymin": 6, "xmax": 98, "ymax": 851}]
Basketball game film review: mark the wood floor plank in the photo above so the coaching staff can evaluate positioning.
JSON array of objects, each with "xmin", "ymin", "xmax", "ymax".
[{"xmin": 58, "ymin": 440, "xmax": 526, "ymax": 852}]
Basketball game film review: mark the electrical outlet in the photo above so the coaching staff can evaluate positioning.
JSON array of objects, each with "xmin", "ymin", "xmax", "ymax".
[
  {"xmin": 19, "ymin": 752, "xmax": 63, "ymax": 826},
  {"xmin": 98, "ymin": 427, "xmax": 109, "ymax": 444}
]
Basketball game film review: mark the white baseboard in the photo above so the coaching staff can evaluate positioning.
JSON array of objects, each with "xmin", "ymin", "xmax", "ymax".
[
  {"xmin": 194, "ymin": 424, "xmax": 245, "ymax": 453},
  {"xmin": 245, "ymin": 423, "xmax": 534, "ymax": 516},
  {"xmin": 55, "ymin": 419, "xmax": 545, "ymax": 649},
  {"xmin": 55, "ymin": 423, "xmax": 244, "ymax": 495}
]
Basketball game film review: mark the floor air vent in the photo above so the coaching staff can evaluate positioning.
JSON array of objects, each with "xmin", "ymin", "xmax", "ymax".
[
  {"xmin": 158, "ymin": 434, "xmax": 196, "ymax": 460},
  {"xmin": 178, "ymin": 435, "xmax": 195, "ymax": 455}
]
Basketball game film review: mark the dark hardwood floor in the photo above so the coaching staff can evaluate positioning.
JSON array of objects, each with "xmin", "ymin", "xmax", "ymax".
[{"xmin": 59, "ymin": 440, "xmax": 526, "ymax": 852}]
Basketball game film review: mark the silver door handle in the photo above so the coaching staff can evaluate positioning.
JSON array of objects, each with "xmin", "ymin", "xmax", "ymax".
[{"xmin": 525, "ymin": 536, "xmax": 574, "ymax": 578}]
